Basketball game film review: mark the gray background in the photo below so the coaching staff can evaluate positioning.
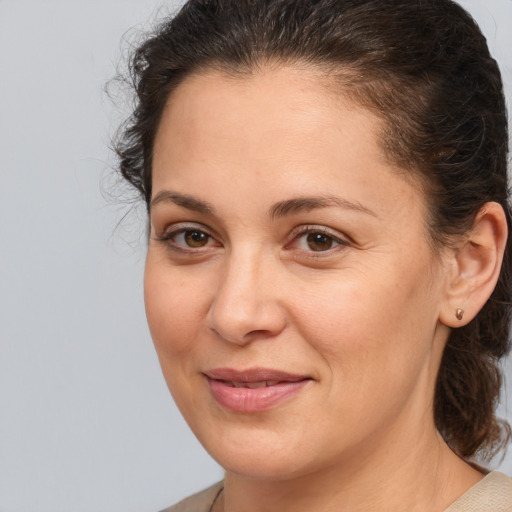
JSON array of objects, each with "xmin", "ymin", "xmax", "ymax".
[{"xmin": 0, "ymin": 1, "xmax": 510, "ymax": 511}]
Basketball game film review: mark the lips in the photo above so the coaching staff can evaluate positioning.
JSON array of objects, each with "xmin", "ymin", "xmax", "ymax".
[
  {"xmin": 204, "ymin": 368, "xmax": 311, "ymax": 412},
  {"xmin": 223, "ymin": 380, "xmax": 281, "ymax": 388}
]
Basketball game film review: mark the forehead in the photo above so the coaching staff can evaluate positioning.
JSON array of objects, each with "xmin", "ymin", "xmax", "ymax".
[
  {"xmin": 154, "ymin": 65, "xmax": 384, "ymax": 173},
  {"xmin": 151, "ymin": 65, "xmax": 427, "ymax": 222},
  {"xmin": 160, "ymin": 65, "xmax": 343, "ymax": 138}
]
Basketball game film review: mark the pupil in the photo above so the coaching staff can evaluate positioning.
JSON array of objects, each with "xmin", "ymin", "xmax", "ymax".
[
  {"xmin": 307, "ymin": 233, "xmax": 332, "ymax": 251},
  {"xmin": 185, "ymin": 231, "xmax": 207, "ymax": 247}
]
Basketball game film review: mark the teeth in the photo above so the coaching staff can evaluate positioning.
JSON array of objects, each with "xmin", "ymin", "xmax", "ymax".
[
  {"xmin": 246, "ymin": 382, "xmax": 267, "ymax": 388},
  {"xmin": 229, "ymin": 381, "xmax": 279, "ymax": 388}
]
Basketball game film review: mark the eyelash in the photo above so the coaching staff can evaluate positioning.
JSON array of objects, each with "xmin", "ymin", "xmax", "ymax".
[
  {"xmin": 286, "ymin": 225, "xmax": 350, "ymax": 257},
  {"xmin": 154, "ymin": 223, "xmax": 350, "ymax": 257},
  {"xmin": 154, "ymin": 224, "xmax": 217, "ymax": 254}
]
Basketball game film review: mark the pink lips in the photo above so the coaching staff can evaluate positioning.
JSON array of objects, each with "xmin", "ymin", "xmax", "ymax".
[{"xmin": 204, "ymin": 368, "xmax": 311, "ymax": 412}]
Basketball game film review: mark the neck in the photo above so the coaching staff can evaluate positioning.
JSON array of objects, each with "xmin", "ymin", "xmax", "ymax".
[{"xmin": 221, "ymin": 423, "xmax": 482, "ymax": 512}]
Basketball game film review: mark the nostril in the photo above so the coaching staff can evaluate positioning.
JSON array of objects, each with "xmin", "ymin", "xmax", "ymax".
[
  {"xmin": 243, "ymin": 329, "xmax": 278, "ymax": 342},
  {"xmin": 205, "ymin": 264, "xmax": 287, "ymax": 344},
  {"xmin": 208, "ymin": 326, "xmax": 269, "ymax": 345}
]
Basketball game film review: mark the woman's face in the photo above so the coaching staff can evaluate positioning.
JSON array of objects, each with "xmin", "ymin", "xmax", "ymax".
[{"xmin": 145, "ymin": 66, "xmax": 453, "ymax": 479}]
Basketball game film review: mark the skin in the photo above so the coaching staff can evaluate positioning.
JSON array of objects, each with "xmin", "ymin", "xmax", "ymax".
[{"xmin": 145, "ymin": 66, "xmax": 487, "ymax": 512}]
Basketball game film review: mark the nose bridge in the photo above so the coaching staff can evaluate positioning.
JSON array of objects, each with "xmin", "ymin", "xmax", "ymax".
[{"xmin": 207, "ymin": 244, "xmax": 285, "ymax": 344}]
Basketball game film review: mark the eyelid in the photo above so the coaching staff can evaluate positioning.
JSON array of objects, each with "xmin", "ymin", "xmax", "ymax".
[
  {"xmin": 289, "ymin": 224, "xmax": 350, "ymax": 242},
  {"xmin": 285, "ymin": 224, "xmax": 351, "ymax": 254},
  {"xmin": 153, "ymin": 222, "xmax": 350, "ymax": 256},
  {"xmin": 154, "ymin": 222, "xmax": 219, "ymax": 251},
  {"xmin": 155, "ymin": 221, "xmax": 211, "ymax": 238}
]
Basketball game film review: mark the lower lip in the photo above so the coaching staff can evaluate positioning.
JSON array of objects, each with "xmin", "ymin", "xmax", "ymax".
[{"xmin": 207, "ymin": 378, "xmax": 310, "ymax": 412}]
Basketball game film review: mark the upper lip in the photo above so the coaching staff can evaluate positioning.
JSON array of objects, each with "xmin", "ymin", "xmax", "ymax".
[{"xmin": 204, "ymin": 368, "xmax": 310, "ymax": 383}]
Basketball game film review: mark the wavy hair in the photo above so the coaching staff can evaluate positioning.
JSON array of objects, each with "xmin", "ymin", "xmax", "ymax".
[{"xmin": 114, "ymin": 0, "xmax": 511, "ymax": 460}]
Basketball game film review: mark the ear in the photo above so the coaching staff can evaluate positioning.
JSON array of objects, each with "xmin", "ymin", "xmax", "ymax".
[{"xmin": 439, "ymin": 202, "xmax": 508, "ymax": 327}]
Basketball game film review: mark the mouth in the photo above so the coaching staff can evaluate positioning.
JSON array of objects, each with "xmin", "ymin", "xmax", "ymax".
[
  {"xmin": 203, "ymin": 368, "xmax": 312, "ymax": 412},
  {"xmin": 220, "ymin": 380, "xmax": 287, "ymax": 388}
]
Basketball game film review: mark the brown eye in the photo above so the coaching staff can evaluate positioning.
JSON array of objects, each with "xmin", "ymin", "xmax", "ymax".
[
  {"xmin": 184, "ymin": 230, "xmax": 210, "ymax": 247},
  {"xmin": 306, "ymin": 233, "xmax": 334, "ymax": 251}
]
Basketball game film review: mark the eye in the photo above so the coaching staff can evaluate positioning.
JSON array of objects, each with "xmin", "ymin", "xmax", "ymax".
[
  {"xmin": 289, "ymin": 226, "xmax": 349, "ymax": 254},
  {"xmin": 304, "ymin": 232, "xmax": 336, "ymax": 251},
  {"xmin": 155, "ymin": 224, "xmax": 218, "ymax": 252},
  {"xmin": 179, "ymin": 229, "xmax": 210, "ymax": 248}
]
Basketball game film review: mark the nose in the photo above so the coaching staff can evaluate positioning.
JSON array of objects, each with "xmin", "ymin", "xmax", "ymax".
[{"xmin": 206, "ymin": 249, "xmax": 287, "ymax": 345}]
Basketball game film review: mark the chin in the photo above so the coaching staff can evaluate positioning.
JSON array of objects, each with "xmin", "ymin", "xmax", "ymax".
[
  {"xmin": 214, "ymin": 447, "xmax": 311, "ymax": 481},
  {"xmin": 191, "ymin": 420, "xmax": 333, "ymax": 481}
]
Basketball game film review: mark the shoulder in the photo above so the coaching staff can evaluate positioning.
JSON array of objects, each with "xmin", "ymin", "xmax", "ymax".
[
  {"xmin": 159, "ymin": 482, "xmax": 224, "ymax": 512},
  {"xmin": 443, "ymin": 471, "xmax": 512, "ymax": 512}
]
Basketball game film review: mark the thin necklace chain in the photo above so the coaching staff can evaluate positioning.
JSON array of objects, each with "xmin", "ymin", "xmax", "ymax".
[{"xmin": 209, "ymin": 487, "xmax": 224, "ymax": 512}]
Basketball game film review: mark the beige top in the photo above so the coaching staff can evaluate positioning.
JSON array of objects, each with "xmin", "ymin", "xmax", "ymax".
[
  {"xmin": 161, "ymin": 471, "xmax": 512, "ymax": 512},
  {"xmin": 443, "ymin": 471, "xmax": 512, "ymax": 512}
]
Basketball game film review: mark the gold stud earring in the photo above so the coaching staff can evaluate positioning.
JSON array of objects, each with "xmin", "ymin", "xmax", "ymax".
[{"xmin": 456, "ymin": 308, "xmax": 464, "ymax": 321}]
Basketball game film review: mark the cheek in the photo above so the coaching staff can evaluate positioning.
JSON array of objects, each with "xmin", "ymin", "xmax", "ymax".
[
  {"xmin": 293, "ymin": 271, "xmax": 404, "ymax": 344},
  {"xmin": 291, "ymin": 280, "xmax": 437, "ymax": 444},
  {"xmin": 144, "ymin": 257, "xmax": 211, "ymax": 357},
  {"xmin": 291, "ymin": 262, "xmax": 438, "ymax": 385},
  {"xmin": 144, "ymin": 257, "xmax": 216, "ymax": 415}
]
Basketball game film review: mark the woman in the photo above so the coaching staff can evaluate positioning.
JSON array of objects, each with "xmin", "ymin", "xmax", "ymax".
[{"xmin": 115, "ymin": 0, "xmax": 512, "ymax": 510}]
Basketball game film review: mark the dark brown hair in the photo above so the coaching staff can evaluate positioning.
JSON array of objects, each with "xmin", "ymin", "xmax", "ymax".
[{"xmin": 115, "ymin": 0, "xmax": 511, "ymax": 460}]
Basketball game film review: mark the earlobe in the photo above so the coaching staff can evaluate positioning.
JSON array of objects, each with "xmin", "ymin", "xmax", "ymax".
[{"xmin": 439, "ymin": 202, "xmax": 508, "ymax": 328}]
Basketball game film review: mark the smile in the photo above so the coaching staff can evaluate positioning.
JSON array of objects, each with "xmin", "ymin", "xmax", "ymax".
[
  {"xmin": 204, "ymin": 368, "xmax": 312, "ymax": 412},
  {"xmin": 223, "ymin": 380, "xmax": 281, "ymax": 388}
]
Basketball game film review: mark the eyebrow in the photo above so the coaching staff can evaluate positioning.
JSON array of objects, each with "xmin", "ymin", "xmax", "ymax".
[
  {"xmin": 150, "ymin": 190, "xmax": 377, "ymax": 219},
  {"xmin": 269, "ymin": 196, "xmax": 377, "ymax": 219},
  {"xmin": 150, "ymin": 190, "xmax": 215, "ymax": 215}
]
